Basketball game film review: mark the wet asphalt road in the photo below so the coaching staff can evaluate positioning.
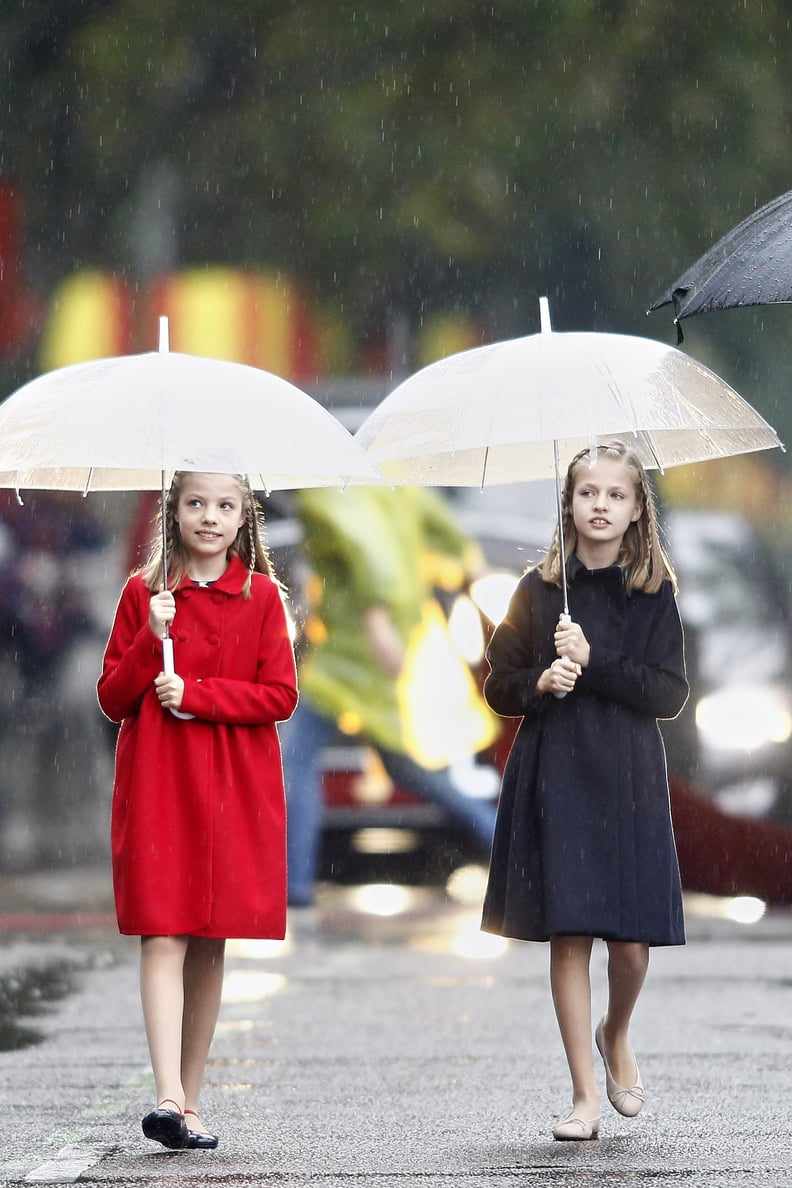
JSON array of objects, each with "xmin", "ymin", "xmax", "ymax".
[{"xmin": 0, "ymin": 869, "xmax": 791, "ymax": 1187}]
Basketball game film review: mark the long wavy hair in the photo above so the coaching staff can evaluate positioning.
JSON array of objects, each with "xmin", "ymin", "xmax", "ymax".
[
  {"xmin": 539, "ymin": 440, "xmax": 677, "ymax": 595},
  {"xmin": 140, "ymin": 472, "xmax": 277, "ymax": 597}
]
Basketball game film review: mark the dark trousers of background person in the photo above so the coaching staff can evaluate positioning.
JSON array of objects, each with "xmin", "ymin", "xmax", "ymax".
[{"xmin": 279, "ymin": 698, "xmax": 497, "ymax": 907}]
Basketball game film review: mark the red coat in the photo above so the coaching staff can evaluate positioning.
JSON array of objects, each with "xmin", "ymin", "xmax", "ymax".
[{"xmin": 98, "ymin": 556, "xmax": 298, "ymax": 939}]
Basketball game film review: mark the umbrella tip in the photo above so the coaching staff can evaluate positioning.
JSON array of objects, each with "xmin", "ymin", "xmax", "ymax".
[
  {"xmin": 158, "ymin": 315, "xmax": 170, "ymax": 353},
  {"xmin": 539, "ymin": 296, "xmax": 552, "ymax": 334}
]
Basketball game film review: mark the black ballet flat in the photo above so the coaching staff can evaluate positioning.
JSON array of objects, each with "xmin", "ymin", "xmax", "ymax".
[
  {"xmin": 141, "ymin": 1102, "xmax": 189, "ymax": 1150},
  {"xmin": 185, "ymin": 1130, "xmax": 219, "ymax": 1150},
  {"xmin": 184, "ymin": 1109, "xmax": 219, "ymax": 1150}
]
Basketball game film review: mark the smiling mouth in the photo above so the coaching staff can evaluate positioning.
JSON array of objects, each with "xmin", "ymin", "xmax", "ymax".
[{"xmin": 590, "ymin": 518, "xmax": 610, "ymax": 527}]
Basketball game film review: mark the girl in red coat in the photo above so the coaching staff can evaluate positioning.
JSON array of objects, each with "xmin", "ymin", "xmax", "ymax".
[{"xmin": 98, "ymin": 472, "xmax": 298, "ymax": 1152}]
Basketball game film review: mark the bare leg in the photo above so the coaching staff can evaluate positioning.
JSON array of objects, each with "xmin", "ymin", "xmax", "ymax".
[
  {"xmin": 549, "ymin": 936, "xmax": 600, "ymax": 1117},
  {"xmin": 140, "ymin": 935, "xmax": 188, "ymax": 1109},
  {"xmin": 600, "ymin": 941, "xmax": 649, "ymax": 1085},
  {"xmin": 181, "ymin": 937, "xmax": 226, "ymax": 1131}
]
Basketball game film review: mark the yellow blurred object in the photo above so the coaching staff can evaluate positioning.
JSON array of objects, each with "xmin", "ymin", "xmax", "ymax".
[
  {"xmin": 40, "ymin": 271, "xmax": 133, "ymax": 369},
  {"xmin": 304, "ymin": 615, "xmax": 328, "ymax": 646},
  {"xmin": 660, "ymin": 455, "xmax": 787, "ymax": 525},
  {"xmin": 420, "ymin": 550, "xmax": 467, "ymax": 592},
  {"xmin": 39, "ymin": 266, "xmax": 325, "ymax": 383},
  {"xmin": 163, "ymin": 270, "xmax": 254, "ymax": 362},
  {"xmin": 416, "ymin": 312, "xmax": 482, "ymax": 368},
  {"xmin": 337, "ymin": 710, "xmax": 363, "ymax": 735},
  {"xmin": 150, "ymin": 267, "xmax": 309, "ymax": 377},
  {"xmin": 397, "ymin": 599, "xmax": 499, "ymax": 769}
]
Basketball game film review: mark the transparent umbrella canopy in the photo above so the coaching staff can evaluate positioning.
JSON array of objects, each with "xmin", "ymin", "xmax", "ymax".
[
  {"xmin": 0, "ymin": 319, "xmax": 384, "ymax": 494},
  {"xmin": 355, "ymin": 297, "xmax": 783, "ymax": 613},
  {"xmin": 355, "ymin": 299, "xmax": 781, "ymax": 487}
]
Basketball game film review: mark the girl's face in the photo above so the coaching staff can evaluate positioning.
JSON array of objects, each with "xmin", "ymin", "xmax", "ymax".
[
  {"xmin": 570, "ymin": 456, "xmax": 642, "ymax": 557},
  {"xmin": 174, "ymin": 473, "xmax": 245, "ymax": 571}
]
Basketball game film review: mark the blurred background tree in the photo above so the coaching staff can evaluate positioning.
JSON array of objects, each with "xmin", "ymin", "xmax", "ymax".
[{"xmin": 2, "ymin": 0, "xmax": 792, "ymax": 445}]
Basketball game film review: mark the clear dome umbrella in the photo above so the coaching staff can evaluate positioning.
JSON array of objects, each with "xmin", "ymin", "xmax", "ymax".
[{"xmin": 355, "ymin": 297, "xmax": 783, "ymax": 617}]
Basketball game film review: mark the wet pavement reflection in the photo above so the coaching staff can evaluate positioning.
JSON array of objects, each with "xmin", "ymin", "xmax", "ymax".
[
  {"xmin": 0, "ymin": 959, "xmax": 77, "ymax": 1050},
  {"xmin": 1, "ymin": 868, "xmax": 791, "ymax": 1185}
]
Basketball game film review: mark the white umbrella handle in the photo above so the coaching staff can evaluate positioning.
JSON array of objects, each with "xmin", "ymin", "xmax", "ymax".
[
  {"xmin": 162, "ymin": 635, "xmax": 195, "ymax": 720},
  {"xmin": 553, "ymin": 612, "xmax": 573, "ymax": 700}
]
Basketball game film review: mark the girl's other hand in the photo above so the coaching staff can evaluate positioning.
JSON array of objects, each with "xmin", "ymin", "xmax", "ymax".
[
  {"xmin": 148, "ymin": 590, "xmax": 176, "ymax": 638},
  {"xmin": 554, "ymin": 616, "xmax": 591, "ymax": 668},
  {"xmin": 154, "ymin": 672, "xmax": 185, "ymax": 711},
  {"xmin": 537, "ymin": 656, "xmax": 582, "ymax": 696}
]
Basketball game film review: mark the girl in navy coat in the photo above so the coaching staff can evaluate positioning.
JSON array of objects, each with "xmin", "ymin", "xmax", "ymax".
[{"xmin": 481, "ymin": 441, "xmax": 688, "ymax": 1141}]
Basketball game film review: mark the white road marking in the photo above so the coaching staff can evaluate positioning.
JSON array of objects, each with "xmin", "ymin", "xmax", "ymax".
[{"xmin": 24, "ymin": 1142, "xmax": 113, "ymax": 1183}]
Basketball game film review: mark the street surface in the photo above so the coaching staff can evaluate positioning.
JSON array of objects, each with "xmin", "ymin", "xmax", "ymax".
[{"xmin": 0, "ymin": 867, "xmax": 791, "ymax": 1187}]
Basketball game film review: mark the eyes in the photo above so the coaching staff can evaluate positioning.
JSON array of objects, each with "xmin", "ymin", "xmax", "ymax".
[
  {"xmin": 575, "ymin": 486, "xmax": 627, "ymax": 501},
  {"xmin": 186, "ymin": 497, "xmax": 240, "ymax": 512}
]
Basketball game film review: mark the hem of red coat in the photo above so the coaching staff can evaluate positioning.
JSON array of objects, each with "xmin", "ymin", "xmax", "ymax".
[{"xmin": 116, "ymin": 922, "xmax": 287, "ymax": 940}]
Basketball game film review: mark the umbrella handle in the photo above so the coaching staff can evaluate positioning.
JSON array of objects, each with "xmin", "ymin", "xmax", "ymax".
[
  {"xmin": 553, "ymin": 613, "xmax": 573, "ymax": 700},
  {"xmin": 162, "ymin": 636, "xmax": 195, "ymax": 721}
]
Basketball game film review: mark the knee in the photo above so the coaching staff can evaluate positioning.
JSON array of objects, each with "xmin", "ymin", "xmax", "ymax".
[
  {"xmin": 140, "ymin": 934, "xmax": 189, "ymax": 973},
  {"xmin": 141, "ymin": 934, "xmax": 185, "ymax": 955},
  {"xmin": 550, "ymin": 934, "xmax": 593, "ymax": 966},
  {"xmin": 608, "ymin": 941, "xmax": 649, "ymax": 978},
  {"xmin": 187, "ymin": 937, "xmax": 226, "ymax": 966}
]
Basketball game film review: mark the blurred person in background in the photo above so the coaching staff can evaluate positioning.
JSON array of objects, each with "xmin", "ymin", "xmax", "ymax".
[
  {"xmin": 0, "ymin": 491, "xmax": 109, "ymax": 867},
  {"xmin": 280, "ymin": 485, "xmax": 500, "ymax": 907}
]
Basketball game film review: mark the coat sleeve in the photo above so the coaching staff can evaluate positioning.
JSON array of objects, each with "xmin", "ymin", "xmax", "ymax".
[
  {"xmin": 178, "ymin": 582, "xmax": 298, "ymax": 726},
  {"xmin": 483, "ymin": 572, "xmax": 549, "ymax": 719},
  {"xmin": 97, "ymin": 578, "xmax": 164, "ymax": 723},
  {"xmin": 580, "ymin": 581, "xmax": 689, "ymax": 720}
]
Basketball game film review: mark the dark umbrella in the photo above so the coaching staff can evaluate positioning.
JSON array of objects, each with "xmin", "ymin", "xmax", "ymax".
[{"xmin": 648, "ymin": 188, "xmax": 792, "ymax": 341}]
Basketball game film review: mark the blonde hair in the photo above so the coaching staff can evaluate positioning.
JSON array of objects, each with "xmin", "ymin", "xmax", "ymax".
[
  {"xmin": 539, "ymin": 440, "xmax": 677, "ymax": 595},
  {"xmin": 140, "ymin": 472, "xmax": 277, "ymax": 597}
]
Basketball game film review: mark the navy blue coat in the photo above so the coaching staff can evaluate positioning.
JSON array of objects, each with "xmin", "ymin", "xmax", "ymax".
[{"xmin": 481, "ymin": 558, "xmax": 688, "ymax": 946}]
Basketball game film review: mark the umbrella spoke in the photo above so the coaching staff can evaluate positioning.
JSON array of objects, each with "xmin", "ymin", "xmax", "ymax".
[{"xmin": 479, "ymin": 446, "xmax": 490, "ymax": 492}]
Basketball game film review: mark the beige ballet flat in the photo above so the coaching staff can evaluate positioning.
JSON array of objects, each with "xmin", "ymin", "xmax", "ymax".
[
  {"xmin": 595, "ymin": 1018, "xmax": 645, "ymax": 1117},
  {"xmin": 552, "ymin": 1111, "xmax": 600, "ymax": 1141}
]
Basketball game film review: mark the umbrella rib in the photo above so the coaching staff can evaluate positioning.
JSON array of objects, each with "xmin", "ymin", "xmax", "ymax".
[
  {"xmin": 636, "ymin": 431, "xmax": 665, "ymax": 474},
  {"xmin": 479, "ymin": 446, "xmax": 489, "ymax": 492}
]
